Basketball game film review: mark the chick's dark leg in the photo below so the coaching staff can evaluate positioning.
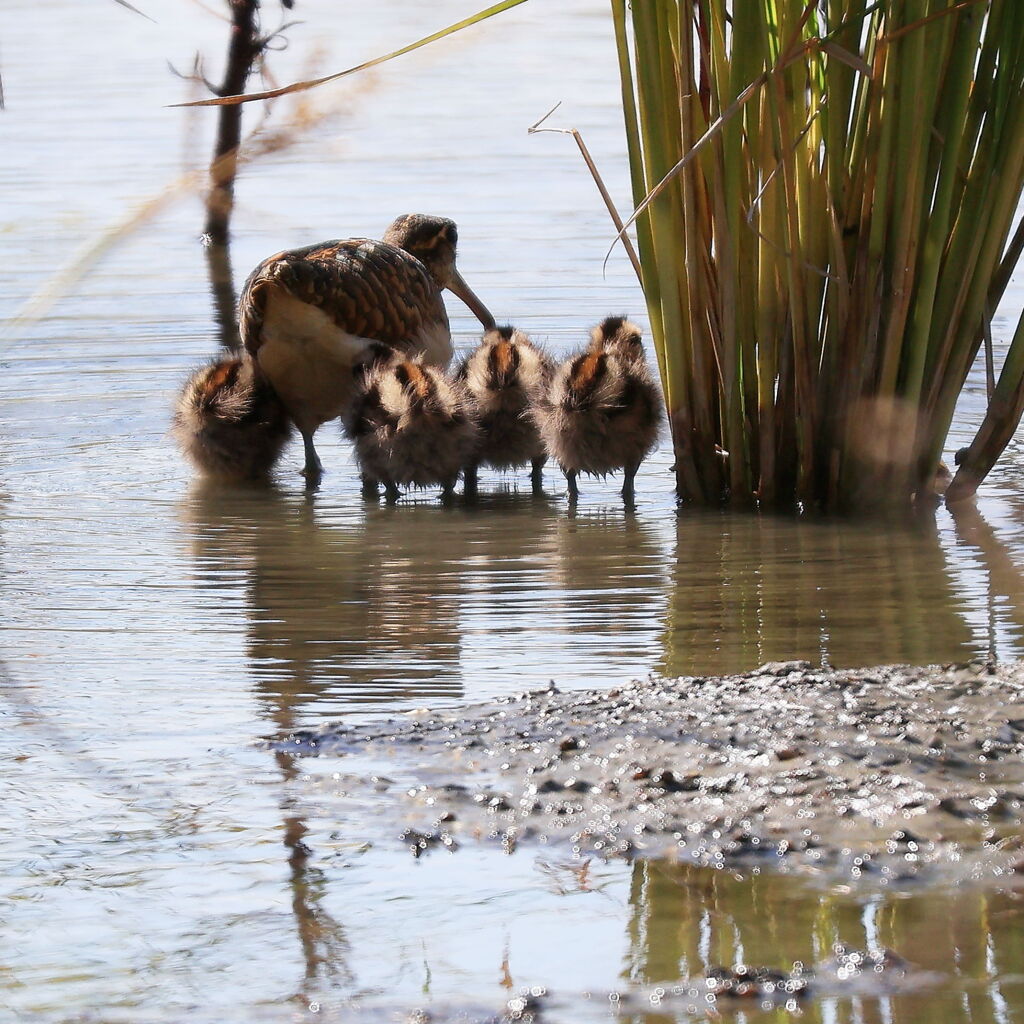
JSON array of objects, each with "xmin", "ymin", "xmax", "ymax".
[
  {"xmin": 566, "ymin": 468, "xmax": 579, "ymax": 500},
  {"xmin": 300, "ymin": 429, "xmax": 323, "ymax": 483},
  {"xmin": 463, "ymin": 464, "xmax": 478, "ymax": 499},
  {"xmin": 622, "ymin": 461, "xmax": 640, "ymax": 501},
  {"xmin": 530, "ymin": 456, "xmax": 545, "ymax": 494},
  {"xmin": 361, "ymin": 475, "xmax": 380, "ymax": 499},
  {"xmin": 383, "ymin": 478, "xmax": 401, "ymax": 504}
]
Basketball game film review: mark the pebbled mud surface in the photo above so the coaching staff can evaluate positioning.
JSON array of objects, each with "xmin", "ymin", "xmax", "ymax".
[{"xmin": 275, "ymin": 660, "xmax": 1024, "ymax": 881}]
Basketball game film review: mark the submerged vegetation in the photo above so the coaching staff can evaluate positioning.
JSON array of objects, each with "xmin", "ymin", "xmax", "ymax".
[{"xmin": 612, "ymin": 0, "xmax": 1024, "ymax": 511}]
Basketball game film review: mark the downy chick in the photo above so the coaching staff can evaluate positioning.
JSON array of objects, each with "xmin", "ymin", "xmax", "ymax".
[
  {"xmin": 536, "ymin": 316, "xmax": 662, "ymax": 499},
  {"xmin": 344, "ymin": 354, "xmax": 479, "ymax": 502},
  {"xmin": 457, "ymin": 325, "xmax": 555, "ymax": 493},
  {"xmin": 174, "ymin": 355, "xmax": 294, "ymax": 481}
]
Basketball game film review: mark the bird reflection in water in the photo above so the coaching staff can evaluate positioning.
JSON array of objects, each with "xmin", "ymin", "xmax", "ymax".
[
  {"xmin": 548, "ymin": 505, "xmax": 667, "ymax": 651},
  {"xmin": 183, "ymin": 483, "xmax": 468, "ymax": 721}
]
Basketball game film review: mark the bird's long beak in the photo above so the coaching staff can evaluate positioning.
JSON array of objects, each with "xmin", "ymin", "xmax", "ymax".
[{"xmin": 447, "ymin": 267, "xmax": 496, "ymax": 331}]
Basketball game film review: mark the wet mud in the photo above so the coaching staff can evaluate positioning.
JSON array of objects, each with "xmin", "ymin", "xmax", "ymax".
[{"xmin": 276, "ymin": 660, "xmax": 1024, "ymax": 882}]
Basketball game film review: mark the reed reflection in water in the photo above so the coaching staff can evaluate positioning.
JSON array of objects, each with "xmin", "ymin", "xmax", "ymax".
[
  {"xmin": 661, "ymin": 511, "xmax": 984, "ymax": 677},
  {"xmin": 950, "ymin": 500, "xmax": 1024, "ymax": 658},
  {"xmin": 620, "ymin": 862, "xmax": 1024, "ymax": 1024}
]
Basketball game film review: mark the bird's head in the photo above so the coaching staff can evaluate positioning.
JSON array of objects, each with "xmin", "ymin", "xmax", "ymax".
[
  {"xmin": 383, "ymin": 214, "xmax": 495, "ymax": 330},
  {"xmin": 590, "ymin": 315, "xmax": 645, "ymax": 360}
]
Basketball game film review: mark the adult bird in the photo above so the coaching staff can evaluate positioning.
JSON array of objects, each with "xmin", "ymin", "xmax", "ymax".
[{"xmin": 238, "ymin": 214, "xmax": 495, "ymax": 482}]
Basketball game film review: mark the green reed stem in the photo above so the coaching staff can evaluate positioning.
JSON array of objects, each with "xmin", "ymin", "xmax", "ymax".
[{"xmin": 610, "ymin": 0, "xmax": 1024, "ymax": 511}]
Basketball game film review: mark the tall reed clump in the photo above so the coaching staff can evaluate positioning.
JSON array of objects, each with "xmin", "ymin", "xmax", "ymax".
[{"xmin": 612, "ymin": 0, "xmax": 1024, "ymax": 511}]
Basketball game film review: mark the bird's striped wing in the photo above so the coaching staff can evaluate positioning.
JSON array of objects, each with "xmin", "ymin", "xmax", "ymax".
[{"xmin": 238, "ymin": 239, "xmax": 449, "ymax": 354}]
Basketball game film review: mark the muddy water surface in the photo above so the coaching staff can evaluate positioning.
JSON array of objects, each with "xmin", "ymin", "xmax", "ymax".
[{"xmin": 4, "ymin": 1, "xmax": 1024, "ymax": 1020}]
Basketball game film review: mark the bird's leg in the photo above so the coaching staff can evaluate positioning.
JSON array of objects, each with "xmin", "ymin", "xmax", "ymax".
[
  {"xmin": 300, "ymin": 430, "xmax": 323, "ymax": 483},
  {"xmin": 530, "ymin": 456, "xmax": 546, "ymax": 494},
  {"xmin": 622, "ymin": 462, "xmax": 639, "ymax": 501},
  {"xmin": 383, "ymin": 478, "xmax": 401, "ymax": 504},
  {"xmin": 441, "ymin": 479, "xmax": 457, "ymax": 505},
  {"xmin": 566, "ymin": 468, "xmax": 579, "ymax": 500},
  {"xmin": 361, "ymin": 475, "xmax": 380, "ymax": 499},
  {"xmin": 463, "ymin": 464, "xmax": 478, "ymax": 499}
]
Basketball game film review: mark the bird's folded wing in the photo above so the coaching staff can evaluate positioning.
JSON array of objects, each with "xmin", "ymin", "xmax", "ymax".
[{"xmin": 239, "ymin": 240, "xmax": 446, "ymax": 353}]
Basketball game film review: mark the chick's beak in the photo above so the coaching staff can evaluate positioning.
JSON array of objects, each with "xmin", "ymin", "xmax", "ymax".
[{"xmin": 447, "ymin": 267, "xmax": 496, "ymax": 331}]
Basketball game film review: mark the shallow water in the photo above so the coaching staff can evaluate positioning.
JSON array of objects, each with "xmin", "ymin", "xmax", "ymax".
[{"xmin": 4, "ymin": 1, "xmax": 1024, "ymax": 1020}]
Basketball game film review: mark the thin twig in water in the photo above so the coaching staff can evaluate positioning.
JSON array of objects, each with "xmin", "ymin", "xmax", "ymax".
[{"xmin": 528, "ymin": 102, "xmax": 643, "ymax": 285}]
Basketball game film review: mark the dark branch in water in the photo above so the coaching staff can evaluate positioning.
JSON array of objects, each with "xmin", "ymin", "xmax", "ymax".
[
  {"xmin": 203, "ymin": 1, "xmax": 265, "ymax": 346},
  {"xmin": 206, "ymin": 1, "xmax": 263, "ymax": 245},
  {"xmin": 201, "ymin": 1, "xmax": 298, "ymax": 346}
]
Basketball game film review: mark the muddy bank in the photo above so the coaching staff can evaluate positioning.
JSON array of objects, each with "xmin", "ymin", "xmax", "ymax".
[{"xmin": 275, "ymin": 660, "xmax": 1024, "ymax": 880}]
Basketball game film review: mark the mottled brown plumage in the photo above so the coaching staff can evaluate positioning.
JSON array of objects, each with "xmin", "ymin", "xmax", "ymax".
[
  {"xmin": 174, "ymin": 355, "xmax": 293, "ymax": 481},
  {"xmin": 457, "ymin": 326, "xmax": 554, "ymax": 493},
  {"xmin": 239, "ymin": 241, "xmax": 443, "ymax": 352},
  {"xmin": 536, "ymin": 316, "xmax": 663, "ymax": 500},
  {"xmin": 238, "ymin": 214, "xmax": 494, "ymax": 483},
  {"xmin": 344, "ymin": 353, "xmax": 480, "ymax": 502}
]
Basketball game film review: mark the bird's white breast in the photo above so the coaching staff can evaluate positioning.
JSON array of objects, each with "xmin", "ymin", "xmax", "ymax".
[
  {"xmin": 254, "ymin": 287, "xmax": 454, "ymax": 434},
  {"xmin": 255, "ymin": 289, "xmax": 373, "ymax": 433}
]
